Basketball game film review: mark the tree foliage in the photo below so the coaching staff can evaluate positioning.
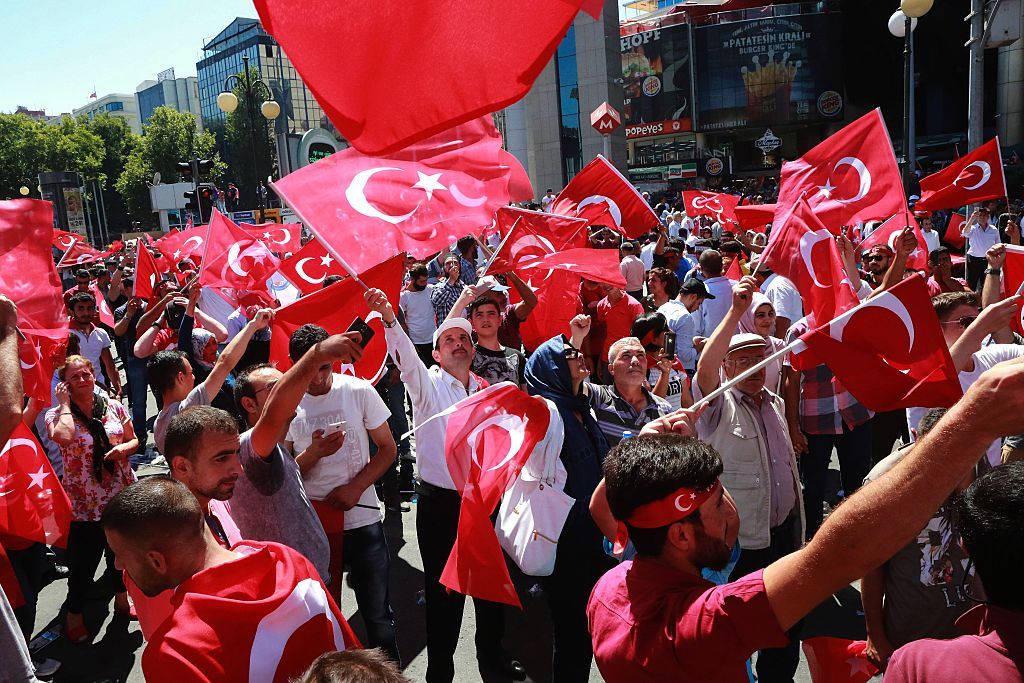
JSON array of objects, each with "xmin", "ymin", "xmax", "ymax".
[
  {"xmin": 0, "ymin": 113, "xmax": 105, "ymax": 199},
  {"xmin": 225, "ymin": 66, "xmax": 278, "ymax": 208}
]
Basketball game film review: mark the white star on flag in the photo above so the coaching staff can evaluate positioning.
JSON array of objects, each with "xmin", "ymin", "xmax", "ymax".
[
  {"xmin": 263, "ymin": 232, "xmax": 272, "ymax": 240},
  {"xmin": 816, "ymin": 178, "xmax": 836, "ymax": 198},
  {"xmin": 27, "ymin": 466, "xmax": 50, "ymax": 490},
  {"xmin": 320, "ymin": 255, "xmax": 334, "ymax": 267},
  {"xmin": 412, "ymin": 172, "xmax": 446, "ymax": 200},
  {"xmin": 846, "ymin": 656, "xmax": 874, "ymax": 676}
]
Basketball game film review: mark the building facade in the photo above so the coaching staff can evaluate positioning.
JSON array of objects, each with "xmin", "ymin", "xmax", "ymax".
[
  {"xmin": 135, "ymin": 70, "xmax": 203, "ymax": 131},
  {"xmin": 71, "ymin": 94, "xmax": 142, "ymax": 135}
]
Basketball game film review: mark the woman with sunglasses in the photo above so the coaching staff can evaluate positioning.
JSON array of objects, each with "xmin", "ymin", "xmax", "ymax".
[{"xmin": 46, "ymin": 355, "xmax": 138, "ymax": 643}]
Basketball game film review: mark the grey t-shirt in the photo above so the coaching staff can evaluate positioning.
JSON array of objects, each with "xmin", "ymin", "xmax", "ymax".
[
  {"xmin": 230, "ymin": 429, "xmax": 331, "ymax": 582},
  {"xmin": 153, "ymin": 383, "xmax": 210, "ymax": 455}
]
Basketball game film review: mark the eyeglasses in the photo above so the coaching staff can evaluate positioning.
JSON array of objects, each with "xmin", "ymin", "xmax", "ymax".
[
  {"xmin": 563, "ymin": 345, "xmax": 581, "ymax": 361},
  {"xmin": 252, "ymin": 380, "xmax": 279, "ymax": 396},
  {"xmin": 940, "ymin": 315, "xmax": 978, "ymax": 329},
  {"xmin": 724, "ymin": 355, "xmax": 767, "ymax": 369}
]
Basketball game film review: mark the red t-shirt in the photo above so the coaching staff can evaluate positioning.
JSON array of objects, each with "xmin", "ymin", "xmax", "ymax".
[
  {"xmin": 587, "ymin": 560, "xmax": 787, "ymax": 682},
  {"xmin": 596, "ymin": 294, "xmax": 645, "ymax": 358}
]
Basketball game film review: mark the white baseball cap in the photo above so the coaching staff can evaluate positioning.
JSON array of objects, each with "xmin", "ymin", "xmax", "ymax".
[
  {"xmin": 433, "ymin": 317, "xmax": 474, "ymax": 347},
  {"xmin": 478, "ymin": 275, "xmax": 510, "ymax": 292}
]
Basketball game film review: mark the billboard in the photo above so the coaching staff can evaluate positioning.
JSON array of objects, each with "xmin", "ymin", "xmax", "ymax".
[
  {"xmin": 621, "ymin": 23, "xmax": 693, "ymax": 139},
  {"xmin": 63, "ymin": 187, "xmax": 87, "ymax": 234},
  {"xmin": 693, "ymin": 13, "xmax": 844, "ymax": 131}
]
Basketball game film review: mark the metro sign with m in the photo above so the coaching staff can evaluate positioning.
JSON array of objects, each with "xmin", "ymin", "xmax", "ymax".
[{"xmin": 590, "ymin": 102, "xmax": 622, "ymax": 135}]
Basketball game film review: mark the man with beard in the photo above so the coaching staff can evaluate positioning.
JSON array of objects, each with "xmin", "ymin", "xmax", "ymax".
[
  {"xmin": 400, "ymin": 263, "xmax": 440, "ymax": 367},
  {"xmin": 67, "ymin": 291, "xmax": 121, "ymax": 397}
]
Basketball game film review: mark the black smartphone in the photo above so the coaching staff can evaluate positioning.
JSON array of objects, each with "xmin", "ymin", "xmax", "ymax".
[
  {"xmin": 663, "ymin": 331, "xmax": 677, "ymax": 361},
  {"xmin": 346, "ymin": 316, "xmax": 375, "ymax": 348}
]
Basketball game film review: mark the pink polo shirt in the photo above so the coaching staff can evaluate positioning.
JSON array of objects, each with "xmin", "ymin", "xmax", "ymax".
[{"xmin": 587, "ymin": 559, "xmax": 787, "ymax": 682}]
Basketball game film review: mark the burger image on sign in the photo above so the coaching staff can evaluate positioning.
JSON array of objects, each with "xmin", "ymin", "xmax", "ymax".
[
  {"xmin": 817, "ymin": 91, "xmax": 843, "ymax": 117},
  {"xmin": 705, "ymin": 158, "xmax": 724, "ymax": 176}
]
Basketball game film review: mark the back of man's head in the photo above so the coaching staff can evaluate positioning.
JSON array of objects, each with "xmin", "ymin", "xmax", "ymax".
[
  {"xmin": 294, "ymin": 649, "xmax": 408, "ymax": 683},
  {"xmin": 956, "ymin": 462, "xmax": 1024, "ymax": 610},
  {"xmin": 164, "ymin": 405, "xmax": 239, "ymax": 464},
  {"xmin": 603, "ymin": 435, "xmax": 723, "ymax": 557},
  {"xmin": 699, "ymin": 249, "xmax": 723, "ymax": 277},
  {"xmin": 101, "ymin": 475, "xmax": 205, "ymax": 554},
  {"xmin": 148, "ymin": 350, "xmax": 188, "ymax": 398},
  {"xmin": 289, "ymin": 323, "xmax": 329, "ymax": 363}
]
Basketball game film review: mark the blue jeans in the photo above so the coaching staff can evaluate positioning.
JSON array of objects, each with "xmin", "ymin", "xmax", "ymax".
[
  {"xmin": 345, "ymin": 521, "xmax": 400, "ymax": 665},
  {"xmin": 125, "ymin": 357, "xmax": 149, "ymax": 453}
]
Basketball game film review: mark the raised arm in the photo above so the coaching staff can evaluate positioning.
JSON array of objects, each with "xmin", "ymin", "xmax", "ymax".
[
  {"xmin": 136, "ymin": 293, "xmax": 173, "ymax": 332},
  {"xmin": 872, "ymin": 228, "xmax": 915, "ymax": 296},
  {"xmin": 113, "ymin": 298, "xmax": 142, "ymax": 338},
  {"xmin": 981, "ymin": 244, "xmax": 1014, "ymax": 344},
  {"xmin": 695, "ymin": 276, "xmax": 755, "ymax": 398},
  {"xmin": 202, "ymin": 308, "xmax": 274, "ymax": 399},
  {"xmin": 133, "ymin": 320, "xmax": 164, "ymax": 358},
  {"xmin": 948, "ymin": 294, "xmax": 1022, "ymax": 371},
  {"xmin": 0, "ymin": 296, "xmax": 23, "ymax": 444},
  {"xmin": 507, "ymin": 272, "xmax": 538, "ymax": 320}
]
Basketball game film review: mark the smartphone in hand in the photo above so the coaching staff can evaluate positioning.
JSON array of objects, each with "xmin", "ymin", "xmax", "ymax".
[
  {"xmin": 663, "ymin": 331, "xmax": 677, "ymax": 361},
  {"xmin": 346, "ymin": 316, "xmax": 375, "ymax": 348}
]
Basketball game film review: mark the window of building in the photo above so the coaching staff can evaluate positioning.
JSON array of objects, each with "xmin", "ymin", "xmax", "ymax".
[
  {"xmin": 555, "ymin": 25, "xmax": 583, "ymax": 185},
  {"xmin": 107, "ymin": 101, "xmax": 124, "ymax": 112}
]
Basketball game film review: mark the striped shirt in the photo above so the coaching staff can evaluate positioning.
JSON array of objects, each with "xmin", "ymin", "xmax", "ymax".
[{"xmin": 587, "ymin": 383, "xmax": 672, "ymax": 446}]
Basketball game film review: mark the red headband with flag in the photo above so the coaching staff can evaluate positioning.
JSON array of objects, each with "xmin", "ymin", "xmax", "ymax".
[{"xmin": 613, "ymin": 479, "xmax": 721, "ymax": 554}]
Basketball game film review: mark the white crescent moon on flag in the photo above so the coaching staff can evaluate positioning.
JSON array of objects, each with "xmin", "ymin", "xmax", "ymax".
[
  {"xmin": 346, "ymin": 168, "xmax": 418, "ymax": 225},
  {"xmin": 576, "ymin": 195, "xmax": 623, "ymax": 228},
  {"xmin": 57, "ymin": 235, "xmax": 76, "ymax": 249},
  {"xmin": 294, "ymin": 257, "xmax": 325, "ymax": 284},
  {"xmin": 226, "ymin": 243, "xmax": 250, "ymax": 277},
  {"xmin": 467, "ymin": 413, "xmax": 527, "ymax": 472},
  {"xmin": 832, "ymin": 157, "xmax": 871, "ymax": 204},
  {"xmin": 272, "ymin": 227, "xmax": 292, "ymax": 246},
  {"xmin": 829, "ymin": 291, "xmax": 915, "ymax": 352},
  {"xmin": 674, "ymin": 494, "xmax": 694, "ymax": 512},
  {"xmin": 510, "ymin": 234, "xmax": 557, "ymax": 283},
  {"xmin": 20, "ymin": 351, "xmax": 36, "ymax": 370},
  {"xmin": 955, "ymin": 161, "xmax": 992, "ymax": 191},
  {"xmin": 449, "ymin": 184, "xmax": 487, "ymax": 207},
  {"xmin": 798, "ymin": 229, "xmax": 832, "ymax": 288},
  {"xmin": 181, "ymin": 236, "xmax": 204, "ymax": 254}
]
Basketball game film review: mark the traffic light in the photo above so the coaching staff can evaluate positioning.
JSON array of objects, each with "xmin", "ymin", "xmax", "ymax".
[
  {"xmin": 184, "ymin": 189, "xmax": 198, "ymax": 213},
  {"xmin": 198, "ymin": 184, "xmax": 215, "ymax": 223},
  {"xmin": 177, "ymin": 161, "xmax": 193, "ymax": 180},
  {"xmin": 197, "ymin": 159, "xmax": 214, "ymax": 176}
]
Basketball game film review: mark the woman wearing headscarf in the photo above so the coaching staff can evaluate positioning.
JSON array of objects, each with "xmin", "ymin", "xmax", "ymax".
[
  {"xmin": 524, "ymin": 316, "xmax": 615, "ymax": 682},
  {"xmin": 737, "ymin": 291, "xmax": 787, "ymax": 395},
  {"xmin": 46, "ymin": 355, "xmax": 137, "ymax": 643}
]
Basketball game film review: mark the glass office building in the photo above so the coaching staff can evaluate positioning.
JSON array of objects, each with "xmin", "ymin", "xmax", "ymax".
[{"xmin": 555, "ymin": 26, "xmax": 584, "ymax": 185}]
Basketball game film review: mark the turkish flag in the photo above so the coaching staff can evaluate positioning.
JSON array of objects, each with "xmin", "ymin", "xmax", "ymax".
[
  {"xmin": 253, "ymin": 0, "xmax": 600, "ymax": 155},
  {"xmin": 440, "ymin": 382, "xmax": 552, "ymax": 606},
  {"xmin": 269, "ymin": 255, "xmax": 404, "ymax": 382},
  {"xmin": 142, "ymin": 541, "xmax": 359, "ymax": 683},
  {"xmin": 0, "ymin": 423, "xmax": 72, "ymax": 548},
  {"xmin": 551, "ymin": 155, "xmax": 661, "ymax": 239},
  {"xmin": 725, "ymin": 255, "xmax": 744, "ymax": 282},
  {"xmin": 944, "ymin": 212, "xmax": 967, "ymax": 250},
  {"xmin": 801, "ymin": 637, "xmax": 878, "ymax": 683},
  {"xmin": 0, "ymin": 200, "xmax": 69, "ymax": 342},
  {"xmin": 517, "ymin": 248, "xmax": 627, "ymax": 288},
  {"xmin": 242, "ymin": 222, "xmax": 302, "ymax": 254},
  {"xmin": 55, "ymin": 238, "xmax": 104, "ymax": 269},
  {"xmin": 777, "ymin": 109, "xmax": 906, "ymax": 230},
  {"xmin": 915, "ymin": 138, "xmax": 1007, "ymax": 211},
  {"xmin": 796, "ymin": 275, "xmax": 963, "ymax": 412},
  {"xmin": 1001, "ymin": 245, "xmax": 1024, "ymax": 335},
  {"xmin": 52, "ymin": 229, "xmax": 81, "ymax": 251},
  {"xmin": 682, "ymin": 191, "xmax": 740, "ymax": 225},
  {"xmin": 18, "ymin": 333, "xmax": 58, "ymax": 406},
  {"xmin": 765, "ymin": 198, "xmax": 859, "ymax": 326},
  {"xmin": 277, "ymin": 238, "xmax": 350, "ymax": 295},
  {"xmin": 734, "ymin": 204, "xmax": 775, "ymax": 233},
  {"xmin": 858, "ymin": 213, "xmax": 930, "ymax": 273},
  {"xmin": 90, "ymin": 284, "xmax": 115, "ymax": 328},
  {"xmin": 199, "ymin": 212, "xmax": 280, "ymax": 292},
  {"xmin": 272, "ymin": 116, "xmax": 530, "ymax": 274},
  {"xmin": 154, "ymin": 225, "xmax": 207, "ymax": 264},
  {"xmin": 133, "ymin": 239, "xmax": 163, "ymax": 301}
]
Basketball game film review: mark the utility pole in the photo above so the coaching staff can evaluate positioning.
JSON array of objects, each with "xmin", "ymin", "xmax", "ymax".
[{"xmin": 966, "ymin": 0, "xmax": 985, "ymax": 152}]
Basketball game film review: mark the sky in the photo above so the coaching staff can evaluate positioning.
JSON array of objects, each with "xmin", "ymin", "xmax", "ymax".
[{"xmin": 4, "ymin": 1, "xmax": 634, "ymax": 116}]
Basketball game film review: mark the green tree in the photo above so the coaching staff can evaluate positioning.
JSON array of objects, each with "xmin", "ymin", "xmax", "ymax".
[
  {"xmin": 0, "ymin": 113, "xmax": 104, "ymax": 199},
  {"xmin": 83, "ymin": 114, "xmax": 140, "ymax": 232},
  {"xmin": 225, "ymin": 66, "xmax": 277, "ymax": 209}
]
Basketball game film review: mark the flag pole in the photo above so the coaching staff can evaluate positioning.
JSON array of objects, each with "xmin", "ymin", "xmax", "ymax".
[
  {"xmin": 269, "ymin": 180, "xmax": 372, "ymax": 292},
  {"xmin": 479, "ymin": 217, "xmax": 521, "ymax": 278}
]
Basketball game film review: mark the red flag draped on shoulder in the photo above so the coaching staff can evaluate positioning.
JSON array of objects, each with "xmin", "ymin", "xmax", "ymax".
[
  {"xmin": 551, "ymin": 155, "xmax": 660, "ymax": 239},
  {"xmin": 0, "ymin": 423, "xmax": 73, "ymax": 548},
  {"xmin": 764, "ymin": 198, "xmax": 859, "ymax": 326},
  {"xmin": 269, "ymin": 255, "xmax": 404, "ymax": 382},
  {"xmin": 858, "ymin": 213, "xmax": 930, "ymax": 273},
  {"xmin": 272, "ymin": 116, "xmax": 530, "ymax": 274},
  {"xmin": 441, "ymin": 382, "xmax": 552, "ymax": 606},
  {"xmin": 277, "ymin": 238, "xmax": 350, "ymax": 295},
  {"xmin": 0, "ymin": 200, "xmax": 68, "ymax": 342},
  {"xmin": 199, "ymin": 211, "xmax": 280, "ymax": 292},
  {"xmin": 795, "ymin": 275, "xmax": 963, "ymax": 412},
  {"xmin": 915, "ymin": 138, "xmax": 1007, "ymax": 211},
  {"xmin": 253, "ymin": 0, "xmax": 601, "ymax": 155},
  {"xmin": 776, "ymin": 109, "xmax": 906, "ymax": 229},
  {"xmin": 242, "ymin": 222, "xmax": 301, "ymax": 254},
  {"xmin": 682, "ymin": 191, "xmax": 740, "ymax": 226}
]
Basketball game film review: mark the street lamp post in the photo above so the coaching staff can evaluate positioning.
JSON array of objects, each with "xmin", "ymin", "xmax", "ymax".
[
  {"xmin": 888, "ymin": 0, "xmax": 933, "ymax": 191},
  {"xmin": 216, "ymin": 54, "xmax": 281, "ymax": 223}
]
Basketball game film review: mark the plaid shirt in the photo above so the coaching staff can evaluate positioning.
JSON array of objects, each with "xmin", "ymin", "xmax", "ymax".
[
  {"xmin": 429, "ymin": 280, "xmax": 463, "ymax": 324},
  {"xmin": 588, "ymin": 383, "xmax": 672, "ymax": 446},
  {"xmin": 784, "ymin": 319, "xmax": 873, "ymax": 435}
]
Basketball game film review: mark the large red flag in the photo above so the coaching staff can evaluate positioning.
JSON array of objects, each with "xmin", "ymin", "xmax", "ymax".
[
  {"xmin": 277, "ymin": 238, "xmax": 350, "ymax": 295},
  {"xmin": 253, "ymin": 0, "xmax": 601, "ymax": 155},
  {"xmin": 272, "ymin": 116, "xmax": 530, "ymax": 274},
  {"xmin": 1001, "ymin": 245, "xmax": 1024, "ymax": 335},
  {"xmin": 777, "ymin": 109, "xmax": 906, "ymax": 229},
  {"xmin": 734, "ymin": 204, "xmax": 775, "ymax": 233},
  {"xmin": 154, "ymin": 225, "xmax": 207, "ymax": 263},
  {"xmin": 801, "ymin": 637, "xmax": 878, "ymax": 683},
  {"xmin": 142, "ymin": 541, "xmax": 359, "ymax": 683},
  {"xmin": 517, "ymin": 248, "xmax": 627, "ymax": 288},
  {"xmin": 0, "ymin": 200, "xmax": 68, "ymax": 342},
  {"xmin": 242, "ymin": 222, "xmax": 302, "ymax": 254},
  {"xmin": 858, "ymin": 213, "xmax": 930, "ymax": 272},
  {"xmin": 795, "ymin": 275, "xmax": 964, "ymax": 412},
  {"xmin": 682, "ymin": 191, "xmax": 740, "ymax": 225},
  {"xmin": 915, "ymin": 138, "xmax": 1007, "ymax": 211},
  {"xmin": 441, "ymin": 382, "xmax": 552, "ymax": 606},
  {"xmin": 0, "ymin": 423, "xmax": 73, "ymax": 548},
  {"xmin": 199, "ymin": 212, "xmax": 280, "ymax": 292},
  {"xmin": 52, "ymin": 229, "xmax": 80, "ymax": 251},
  {"xmin": 133, "ymin": 239, "xmax": 163, "ymax": 301},
  {"xmin": 269, "ymin": 255, "xmax": 404, "ymax": 383},
  {"xmin": 725, "ymin": 255, "xmax": 744, "ymax": 282},
  {"xmin": 764, "ymin": 198, "xmax": 859, "ymax": 326},
  {"xmin": 18, "ymin": 333, "xmax": 58, "ymax": 406},
  {"xmin": 944, "ymin": 212, "xmax": 967, "ymax": 250},
  {"xmin": 55, "ymin": 238, "xmax": 104, "ymax": 269},
  {"xmin": 551, "ymin": 155, "xmax": 661, "ymax": 239}
]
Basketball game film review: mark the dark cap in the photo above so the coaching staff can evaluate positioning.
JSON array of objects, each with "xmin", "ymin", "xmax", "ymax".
[{"xmin": 680, "ymin": 277, "xmax": 715, "ymax": 299}]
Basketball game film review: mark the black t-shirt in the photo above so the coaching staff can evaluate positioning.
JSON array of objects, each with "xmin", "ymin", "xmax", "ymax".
[{"xmin": 472, "ymin": 345, "xmax": 526, "ymax": 387}]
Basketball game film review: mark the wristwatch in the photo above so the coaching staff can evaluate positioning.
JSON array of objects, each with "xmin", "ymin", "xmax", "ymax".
[
  {"xmin": 985, "ymin": 268, "xmax": 1001, "ymax": 275},
  {"xmin": 383, "ymin": 318, "xmax": 399, "ymax": 329}
]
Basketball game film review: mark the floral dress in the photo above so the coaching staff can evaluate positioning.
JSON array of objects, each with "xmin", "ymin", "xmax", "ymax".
[{"xmin": 45, "ymin": 398, "xmax": 137, "ymax": 522}]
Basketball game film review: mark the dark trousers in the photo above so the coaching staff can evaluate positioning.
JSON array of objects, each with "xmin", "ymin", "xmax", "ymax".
[
  {"xmin": 125, "ymin": 357, "xmax": 149, "ymax": 453},
  {"xmin": 871, "ymin": 410, "xmax": 908, "ymax": 465},
  {"xmin": 966, "ymin": 255, "xmax": 988, "ymax": 292},
  {"xmin": 414, "ymin": 343, "xmax": 436, "ymax": 369},
  {"xmin": 346, "ymin": 522, "xmax": 401, "ymax": 665},
  {"xmin": 803, "ymin": 421, "xmax": 873, "ymax": 538},
  {"xmin": 416, "ymin": 483, "xmax": 507, "ymax": 683},
  {"xmin": 8, "ymin": 542, "xmax": 48, "ymax": 640},
  {"xmin": 729, "ymin": 513, "xmax": 802, "ymax": 683},
  {"xmin": 67, "ymin": 520, "xmax": 124, "ymax": 614},
  {"xmin": 377, "ymin": 381, "xmax": 413, "ymax": 500}
]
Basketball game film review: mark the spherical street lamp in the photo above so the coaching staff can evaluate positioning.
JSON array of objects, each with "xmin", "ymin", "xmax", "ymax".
[
  {"xmin": 18, "ymin": 186, "xmax": 30, "ymax": 196},
  {"xmin": 216, "ymin": 91, "xmax": 239, "ymax": 114},
  {"xmin": 260, "ymin": 100, "xmax": 281, "ymax": 120},
  {"xmin": 900, "ymin": 0, "xmax": 933, "ymax": 19},
  {"xmin": 887, "ymin": 10, "xmax": 917, "ymax": 38}
]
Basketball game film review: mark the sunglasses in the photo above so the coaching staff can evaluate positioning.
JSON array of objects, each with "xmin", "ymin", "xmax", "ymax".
[
  {"xmin": 863, "ymin": 254, "xmax": 889, "ymax": 263},
  {"xmin": 563, "ymin": 345, "xmax": 581, "ymax": 361},
  {"xmin": 940, "ymin": 315, "xmax": 978, "ymax": 329}
]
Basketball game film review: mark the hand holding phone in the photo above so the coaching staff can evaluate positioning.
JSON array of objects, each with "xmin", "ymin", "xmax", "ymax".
[
  {"xmin": 346, "ymin": 316, "xmax": 375, "ymax": 348},
  {"xmin": 663, "ymin": 331, "xmax": 677, "ymax": 362}
]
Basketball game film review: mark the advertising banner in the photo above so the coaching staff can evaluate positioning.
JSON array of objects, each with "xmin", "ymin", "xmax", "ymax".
[
  {"xmin": 621, "ymin": 23, "xmax": 693, "ymax": 139},
  {"xmin": 63, "ymin": 187, "xmax": 87, "ymax": 235},
  {"xmin": 693, "ymin": 12, "xmax": 844, "ymax": 131}
]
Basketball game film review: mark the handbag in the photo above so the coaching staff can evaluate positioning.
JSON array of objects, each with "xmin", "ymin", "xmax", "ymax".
[{"xmin": 495, "ymin": 440, "xmax": 574, "ymax": 577}]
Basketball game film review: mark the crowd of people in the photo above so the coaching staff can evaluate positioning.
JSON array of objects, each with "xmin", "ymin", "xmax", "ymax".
[{"xmin": 3, "ymin": 185, "xmax": 1024, "ymax": 683}]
